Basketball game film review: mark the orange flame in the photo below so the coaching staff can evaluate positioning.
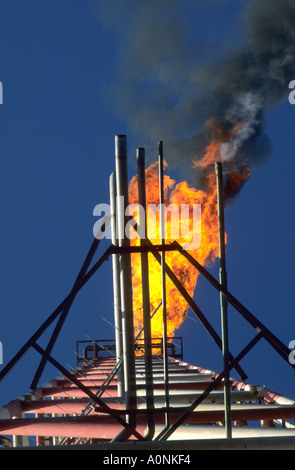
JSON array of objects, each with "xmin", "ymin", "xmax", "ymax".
[{"xmin": 128, "ymin": 122, "xmax": 250, "ymax": 346}]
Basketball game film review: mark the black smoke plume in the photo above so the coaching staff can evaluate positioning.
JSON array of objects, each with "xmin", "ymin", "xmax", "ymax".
[{"xmin": 91, "ymin": 0, "xmax": 295, "ymax": 193}]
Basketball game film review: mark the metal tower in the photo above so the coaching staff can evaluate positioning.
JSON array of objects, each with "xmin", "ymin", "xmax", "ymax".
[{"xmin": 0, "ymin": 135, "xmax": 295, "ymax": 451}]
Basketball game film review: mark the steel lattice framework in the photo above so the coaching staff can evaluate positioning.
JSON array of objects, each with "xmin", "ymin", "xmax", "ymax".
[{"xmin": 0, "ymin": 135, "xmax": 295, "ymax": 450}]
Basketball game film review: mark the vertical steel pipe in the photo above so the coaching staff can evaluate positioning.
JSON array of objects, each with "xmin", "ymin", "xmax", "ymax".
[
  {"xmin": 110, "ymin": 171, "xmax": 124, "ymax": 398},
  {"xmin": 158, "ymin": 141, "xmax": 170, "ymax": 427},
  {"xmin": 137, "ymin": 147, "xmax": 155, "ymax": 439},
  {"xmin": 114, "ymin": 135, "xmax": 137, "ymax": 436},
  {"xmin": 12, "ymin": 412, "xmax": 29, "ymax": 447},
  {"xmin": 215, "ymin": 161, "xmax": 232, "ymax": 439}
]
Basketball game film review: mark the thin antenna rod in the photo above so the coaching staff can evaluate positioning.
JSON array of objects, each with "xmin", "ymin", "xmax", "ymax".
[
  {"xmin": 137, "ymin": 147, "xmax": 155, "ymax": 439},
  {"xmin": 158, "ymin": 141, "xmax": 170, "ymax": 427},
  {"xmin": 215, "ymin": 161, "xmax": 232, "ymax": 439}
]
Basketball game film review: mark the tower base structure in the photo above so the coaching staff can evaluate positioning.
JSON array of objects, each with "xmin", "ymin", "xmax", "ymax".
[{"xmin": 0, "ymin": 343, "xmax": 295, "ymax": 450}]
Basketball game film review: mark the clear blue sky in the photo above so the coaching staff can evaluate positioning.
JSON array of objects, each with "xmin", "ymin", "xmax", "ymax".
[{"xmin": 1, "ymin": 0, "xmax": 295, "ymax": 407}]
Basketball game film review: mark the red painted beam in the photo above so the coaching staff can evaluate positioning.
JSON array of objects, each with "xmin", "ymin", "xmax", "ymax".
[
  {"xmin": 0, "ymin": 417, "xmax": 146, "ymax": 440},
  {"xmin": 1, "ymin": 398, "xmax": 125, "ymax": 416},
  {"xmin": 34, "ymin": 386, "xmax": 119, "ymax": 399},
  {"xmin": 1, "ymin": 406, "xmax": 295, "ymax": 439}
]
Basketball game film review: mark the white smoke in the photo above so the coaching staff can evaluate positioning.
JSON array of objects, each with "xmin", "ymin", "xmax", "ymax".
[{"xmin": 220, "ymin": 92, "xmax": 263, "ymax": 162}]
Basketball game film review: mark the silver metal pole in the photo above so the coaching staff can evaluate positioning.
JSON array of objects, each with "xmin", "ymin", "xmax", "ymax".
[
  {"xmin": 215, "ymin": 161, "xmax": 232, "ymax": 439},
  {"xmin": 110, "ymin": 171, "xmax": 124, "ymax": 398},
  {"xmin": 158, "ymin": 141, "xmax": 170, "ymax": 427},
  {"xmin": 137, "ymin": 147, "xmax": 155, "ymax": 439},
  {"xmin": 114, "ymin": 135, "xmax": 137, "ymax": 430}
]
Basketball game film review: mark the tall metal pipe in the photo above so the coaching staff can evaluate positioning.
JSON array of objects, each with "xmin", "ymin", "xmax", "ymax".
[
  {"xmin": 110, "ymin": 171, "xmax": 124, "ymax": 398},
  {"xmin": 158, "ymin": 141, "xmax": 170, "ymax": 427},
  {"xmin": 137, "ymin": 147, "xmax": 155, "ymax": 439},
  {"xmin": 215, "ymin": 161, "xmax": 232, "ymax": 439},
  {"xmin": 114, "ymin": 135, "xmax": 137, "ymax": 433}
]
